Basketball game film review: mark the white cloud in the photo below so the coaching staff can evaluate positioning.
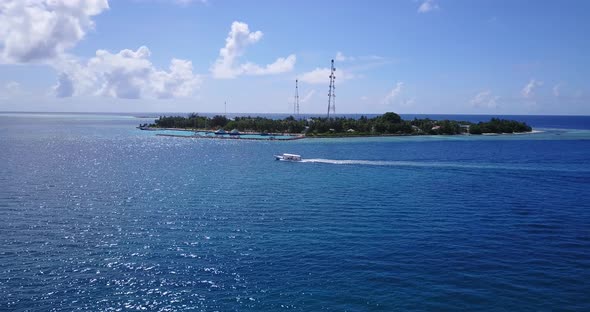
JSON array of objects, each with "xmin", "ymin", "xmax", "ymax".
[
  {"xmin": 211, "ymin": 21, "xmax": 296, "ymax": 79},
  {"xmin": 335, "ymin": 51, "xmax": 354, "ymax": 62},
  {"xmin": 240, "ymin": 55, "xmax": 297, "ymax": 76},
  {"xmin": 521, "ymin": 79, "xmax": 543, "ymax": 98},
  {"xmin": 299, "ymin": 67, "xmax": 353, "ymax": 84},
  {"xmin": 383, "ymin": 82, "xmax": 404, "ymax": 104},
  {"xmin": 299, "ymin": 68, "xmax": 329, "ymax": 84},
  {"xmin": 300, "ymin": 89, "xmax": 316, "ymax": 103},
  {"xmin": 381, "ymin": 82, "xmax": 415, "ymax": 108},
  {"xmin": 0, "ymin": 1, "xmax": 200, "ymax": 100},
  {"xmin": 54, "ymin": 73, "xmax": 75, "ymax": 98},
  {"xmin": 211, "ymin": 21, "xmax": 262, "ymax": 78},
  {"xmin": 418, "ymin": 0, "xmax": 439, "ymax": 13},
  {"xmin": 0, "ymin": 0, "xmax": 109, "ymax": 63},
  {"xmin": 470, "ymin": 90, "xmax": 499, "ymax": 109},
  {"xmin": 53, "ymin": 46, "xmax": 201, "ymax": 99}
]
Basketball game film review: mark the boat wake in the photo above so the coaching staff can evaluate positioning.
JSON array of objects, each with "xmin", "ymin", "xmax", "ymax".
[
  {"xmin": 299, "ymin": 158, "xmax": 587, "ymax": 173},
  {"xmin": 301, "ymin": 159, "xmax": 403, "ymax": 166},
  {"xmin": 301, "ymin": 159, "xmax": 497, "ymax": 169}
]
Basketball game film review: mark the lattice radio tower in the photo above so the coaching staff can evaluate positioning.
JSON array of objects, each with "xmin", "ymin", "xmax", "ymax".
[
  {"xmin": 327, "ymin": 59, "xmax": 336, "ymax": 118},
  {"xmin": 294, "ymin": 79, "xmax": 300, "ymax": 118}
]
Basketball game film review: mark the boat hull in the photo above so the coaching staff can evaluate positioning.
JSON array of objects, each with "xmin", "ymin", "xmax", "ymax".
[{"xmin": 275, "ymin": 154, "xmax": 302, "ymax": 161}]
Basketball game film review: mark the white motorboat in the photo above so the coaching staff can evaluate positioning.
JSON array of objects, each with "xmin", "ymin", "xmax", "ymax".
[{"xmin": 274, "ymin": 153, "xmax": 302, "ymax": 161}]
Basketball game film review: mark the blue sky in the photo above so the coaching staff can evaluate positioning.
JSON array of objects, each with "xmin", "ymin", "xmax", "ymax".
[{"xmin": 0, "ymin": 0, "xmax": 588, "ymax": 114}]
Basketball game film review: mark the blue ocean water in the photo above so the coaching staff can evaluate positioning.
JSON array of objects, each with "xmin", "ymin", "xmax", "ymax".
[{"xmin": 1, "ymin": 113, "xmax": 589, "ymax": 311}]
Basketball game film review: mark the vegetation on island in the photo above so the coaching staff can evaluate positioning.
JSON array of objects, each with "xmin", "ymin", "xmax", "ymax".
[
  {"xmin": 143, "ymin": 112, "xmax": 532, "ymax": 136},
  {"xmin": 468, "ymin": 118, "xmax": 532, "ymax": 134}
]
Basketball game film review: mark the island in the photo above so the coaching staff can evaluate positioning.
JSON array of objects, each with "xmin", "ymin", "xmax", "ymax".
[{"xmin": 139, "ymin": 112, "xmax": 532, "ymax": 137}]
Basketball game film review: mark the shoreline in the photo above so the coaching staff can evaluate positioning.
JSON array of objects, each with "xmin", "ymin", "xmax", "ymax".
[
  {"xmin": 308, "ymin": 130, "xmax": 537, "ymax": 138},
  {"xmin": 141, "ymin": 127, "xmax": 538, "ymax": 140},
  {"xmin": 139, "ymin": 127, "xmax": 298, "ymax": 136},
  {"xmin": 155, "ymin": 133, "xmax": 305, "ymax": 141}
]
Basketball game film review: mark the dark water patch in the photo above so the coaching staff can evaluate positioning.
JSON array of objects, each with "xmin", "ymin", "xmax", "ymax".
[{"xmin": 1, "ymin": 114, "xmax": 589, "ymax": 311}]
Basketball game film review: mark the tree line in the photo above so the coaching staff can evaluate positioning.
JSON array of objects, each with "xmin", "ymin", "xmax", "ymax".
[{"xmin": 145, "ymin": 112, "xmax": 532, "ymax": 135}]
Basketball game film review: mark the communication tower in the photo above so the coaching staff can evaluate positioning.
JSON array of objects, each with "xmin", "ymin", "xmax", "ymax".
[
  {"xmin": 327, "ymin": 59, "xmax": 336, "ymax": 118},
  {"xmin": 294, "ymin": 79, "xmax": 300, "ymax": 118}
]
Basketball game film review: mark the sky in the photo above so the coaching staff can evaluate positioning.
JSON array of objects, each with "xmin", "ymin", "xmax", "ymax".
[{"xmin": 0, "ymin": 0, "xmax": 589, "ymax": 115}]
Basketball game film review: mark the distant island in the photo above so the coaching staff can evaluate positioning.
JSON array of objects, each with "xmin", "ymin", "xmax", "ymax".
[{"xmin": 140, "ymin": 112, "xmax": 532, "ymax": 137}]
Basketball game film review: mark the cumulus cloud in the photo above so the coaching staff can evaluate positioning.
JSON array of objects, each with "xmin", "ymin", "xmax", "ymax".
[
  {"xmin": 54, "ymin": 73, "xmax": 75, "ymax": 98},
  {"xmin": 211, "ymin": 21, "xmax": 296, "ymax": 79},
  {"xmin": 0, "ymin": 0, "xmax": 109, "ymax": 63},
  {"xmin": 211, "ymin": 21, "xmax": 262, "ymax": 78},
  {"xmin": 1, "ymin": 1, "xmax": 200, "ymax": 100},
  {"xmin": 470, "ymin": 90, "xmax": 499, "ymax": 109},
  {"xmin": 240, "ymin": 55, "xmax": 297, "ymax": 76},
  {"xmin": 521, "ymin": 79, "xmax": 543, "ymax": 98},
  {"xmin": 299, "ymin": 67, "xmax": 353, "ymax": 84},
  {"xmin": 53, "ymin": 46, "xmax": 201, "ymax": 99},
  {"xmin": 418, "ymin": 0, "xmax": 439, "ymax": 13}
]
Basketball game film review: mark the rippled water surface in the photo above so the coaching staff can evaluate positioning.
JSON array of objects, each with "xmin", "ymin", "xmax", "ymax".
[{"xmin": 1, "ymin": 113, "xmax": 590, "ymax": 311}]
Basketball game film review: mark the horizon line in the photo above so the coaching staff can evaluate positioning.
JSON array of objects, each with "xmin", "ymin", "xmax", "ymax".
[{"xmin": 1, "ymin": 111, "xmax": 590, "ymax": 117}]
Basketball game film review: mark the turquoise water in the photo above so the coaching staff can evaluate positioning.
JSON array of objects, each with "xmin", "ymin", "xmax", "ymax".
[{"xmin": 1, "ymin": 113, "xmax": 589, "ymax": 311}]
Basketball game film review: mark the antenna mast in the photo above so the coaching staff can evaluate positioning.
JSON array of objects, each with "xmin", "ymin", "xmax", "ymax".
[
  {"xmin": 294, "ymin": 79, "xmax": 300, "ymax": 118},
  {"xmin": 327, "ymin": 59, "xmax": 336, "ymax": 118}
]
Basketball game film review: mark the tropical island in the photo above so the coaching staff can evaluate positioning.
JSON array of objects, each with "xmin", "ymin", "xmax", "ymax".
[{"xmin": 139, "ymin": 112, "xmax": 532, "ymax": 137}]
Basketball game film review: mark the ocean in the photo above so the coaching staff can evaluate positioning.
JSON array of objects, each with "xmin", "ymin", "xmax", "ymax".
[{"xmin": 1, "ymin": 112, "xmax": 589, "ymax": 311}]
